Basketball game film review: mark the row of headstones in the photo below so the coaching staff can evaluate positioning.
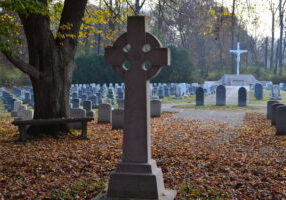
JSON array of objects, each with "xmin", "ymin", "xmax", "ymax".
[
  {"xmin": 267, "ymin": 100, "xmax": 286, "ymax": 135},
  {"xmin": 195, "ymin": 85, "xmax": 248, "ymax": 106},
  {"xmin": 254, "ymin": 83, "xmax": 282, "ymax": 101},
  {"xmin": 153, "ymin": 83, "xmax": 217, "ymax": 100},
  {"xmin": 11, "ymin": 86, "xmax": 34, "ymax": 106},
  {"xmin": 71, "ymin": 82, "xmax": 218, "ymax": 104},
  {"xmin": 97, "ymin": 100, "xmax": 162, "ymax": 129},
  {"xmin": 11, "ymin": 100, "xmax": 34, "ymax": 120}
]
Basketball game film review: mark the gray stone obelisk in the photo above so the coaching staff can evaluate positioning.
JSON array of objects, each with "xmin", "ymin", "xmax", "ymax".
[{"xmin": 104, "ymin": 16, "xmax": 176, "ymax": 199}]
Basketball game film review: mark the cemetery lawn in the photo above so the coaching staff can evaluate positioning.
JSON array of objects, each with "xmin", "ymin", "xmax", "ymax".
[
  {"xmin": 172, "ymin": 104, "xmax": 264, "ymax": 110},
  {"xmin": 249, "ymin": 89, "xmax": 270, "ymax": 104},
  {"xmin": 161, "ymin": 95, "xmax": 195, "ymax": 104},
  {"xmin": 249, "ymin": 90, "xmax": 286, "ymax": 105},
  {"xmin": 0, "ymin": 113, "xmax": 286, "ymax": 199},
  {"xmin": 0, "ymin": 101, "xmax": 9, "ymax": 117}
]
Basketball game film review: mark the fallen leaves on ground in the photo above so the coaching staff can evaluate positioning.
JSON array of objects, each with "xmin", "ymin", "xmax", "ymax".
[{"xmin": 0, "ymin": 112, "xmax": 285, "ymax": 199}]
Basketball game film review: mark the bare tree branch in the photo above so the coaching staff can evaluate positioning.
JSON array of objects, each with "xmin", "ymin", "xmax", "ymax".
[{"xmin": 2, "ymin": 52, "xmax": 40, "ymax": 79}]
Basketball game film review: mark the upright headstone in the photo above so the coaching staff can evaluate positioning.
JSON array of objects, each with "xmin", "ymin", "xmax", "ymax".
[
  {"xmin": 276, "ymin": 105, "xmax": 286, "ymax": 135},
  {"xmin": 89, "ymin": 95, "xmax": 98, "ymax": 109},
  {"xmin": 11, "ymin": 100, "xmax": 23, "ymax": 117},
  {"xmin": 238, "ymin": 87, "xmax": 247, "ymax": 106},
  {"xmin": 83, "ymin": 100, "xmax": 94, "ymax": 118},
  {"xmin": 271, "ymin": 103, "xmax": 284, "ymax": 125},
  {"xmin": 104, "ymin": 16, "xmax": 176, "ymax": 199},
  {"xmin": 196, "ymin": 87, "xmax": 204, "ymax": 106},
  {"xmin": 71, "ymin": 98, "xmax": 80, "ymax": 109},
  {"xmin": 69, "ymin": 108, "xmax": 86, "ymax": 129},
  {"xmin": 254, "ymin": 83, "xmax": 263, "ymax": 100},
  {"xmin": 98, "ymin": 103, "xmax": 112, "ymax": 123},
  {"xmin": 270, "ymin": 85, "xmax": 281, "ymax": 100},
  {"xmin": 216, "ymin": 85, "xmax": 226, "ymax": 106},
  {"xmin": 150, "ymin": 99, "xmax": 161, "ymax": 117},
  {"xmin": 267, "ymin": 100, "xmax": 279, "ymax": 120},
  {"xmin": 112, "ymin": 108, "xmax": 124, "ymax": 129},
  {"xmin": 117, "ymin": 99, "xmax": 125, "ymax": 109}
]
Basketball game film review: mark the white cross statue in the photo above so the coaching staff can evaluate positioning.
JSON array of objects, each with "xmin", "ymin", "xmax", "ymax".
[{"xmin": 230, "ymin": 42, "xmax": 248, "ymax": 75}]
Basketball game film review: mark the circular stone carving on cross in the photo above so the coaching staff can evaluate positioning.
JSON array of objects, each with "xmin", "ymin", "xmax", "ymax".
[{"xmin": 106, "ymin": 32, "xmax": 169, "ymax": 80}]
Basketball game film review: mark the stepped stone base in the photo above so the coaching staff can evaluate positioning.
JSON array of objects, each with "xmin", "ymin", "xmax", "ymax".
[{"xmin": 96, "ymin": 160, "xmax": 176, "ymax": 200}]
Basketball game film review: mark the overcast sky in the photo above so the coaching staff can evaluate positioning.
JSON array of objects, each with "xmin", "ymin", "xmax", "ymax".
[
  {"xmin": 89, "ymin": 0, "xmax": 278, "ymax": 38},
  {"xmin": 215, "ymin": 0, "xmax": 278, "ymax": 38}
]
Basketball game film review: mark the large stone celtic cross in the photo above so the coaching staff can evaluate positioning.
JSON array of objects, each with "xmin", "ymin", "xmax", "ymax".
[{"xmin": 104, "ymin": 16, "xmax": 176, "ymax": 199}]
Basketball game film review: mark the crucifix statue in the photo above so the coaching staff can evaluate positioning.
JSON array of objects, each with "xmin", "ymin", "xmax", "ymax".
[
  {"xmin": 229, "ymin": 42, "xmax": 248, "ymax": 75},
  {"xmin": 104, "ymin": 16, "xmax": 176, "ymax": 199}
]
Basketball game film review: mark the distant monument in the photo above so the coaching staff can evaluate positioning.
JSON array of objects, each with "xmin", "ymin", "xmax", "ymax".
[
  {"xmin": 217, "ymin": 42, "xmax": 260, "ymax": 86},
  {"xmin": 230, "ymin": 42, "xmax": 248, "ymax": 75}
]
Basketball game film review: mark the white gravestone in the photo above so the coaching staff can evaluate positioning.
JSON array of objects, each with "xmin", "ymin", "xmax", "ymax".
[
  {"xmin": 69, "ymin": 108, "xmax": 86, "ymax": 129},
  {"xmin": 98, "ymin": 103, "xmax": 112, "ymax": 123}
]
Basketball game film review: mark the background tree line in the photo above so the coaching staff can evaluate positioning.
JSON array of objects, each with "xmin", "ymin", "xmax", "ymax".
[{"xmin": 1, "ymin": 0, "xmax": 286, "ymax": 86}]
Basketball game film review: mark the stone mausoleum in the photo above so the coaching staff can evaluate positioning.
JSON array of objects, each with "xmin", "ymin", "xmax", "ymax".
[{"xmin": 217, "ymin": 74, "xmax": 260, "ymax": 86}]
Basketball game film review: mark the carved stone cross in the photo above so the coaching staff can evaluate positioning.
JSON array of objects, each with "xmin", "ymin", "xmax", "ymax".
[
  {"xmin": 229, "ymin": 42, "xmax": 248, "ymax": 75},
  {"xmin": 104, "ymin": 16, "xmax": 176, "ymax": 200}
]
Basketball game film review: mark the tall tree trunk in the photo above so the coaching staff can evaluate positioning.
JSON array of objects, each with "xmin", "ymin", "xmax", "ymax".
[
  {"xmin": 265, "ymin": 37, "xmax": 269, "ymax": 69},
  {"xmin": 3, "ymin": 0, "xmax": 88, "ymax": 136},
  {"xmin": 270, "ymin": 12, "xmax": 275, "ymax": 69},
  {"xmin": 231, "ymin": 0, "xmax": 236, "ymax": 74},
  {"xmin": 278, "ymin": 0, "xmax": 284, "ymax": 75},
  {"xmin": 275, "ymin": 39, "xmax": 280, "ymax": 74}
]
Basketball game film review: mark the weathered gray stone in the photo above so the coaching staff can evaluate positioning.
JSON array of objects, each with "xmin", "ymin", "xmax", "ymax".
[
  {"xmin": 112, "ymin": 109, "xmax": 124, "ymax": 129},
  {"xmin": 216, "ymin": 85, "xmax": 226, "ymax": 106},
  {"xmin": 267, "ymin": 100, "xmax": 279, "ymax": 120},
  {"xmin": 17, "ymin": 109, "xmax": 33, "ymax": 121},
  {"xmin": 254, "ymin": 83, "xmax": 263, "ymax": 100},
  {"xmin": 103, "ymin": 16, "xmax": 176, "ymax": 200},
  {"xmin": 271, "ymin": 103, "xmax": 284, "ymax": 125},
  {"xmin": 196, "ymin": 87, "xmax": 204, "ymax": 106},
  {"xmin": 238, "ymin": 87, "xmax": 247, "ymax": 107},
  {"xmin": 98, "ymin": 103, "xmax": 112, "ymax": 123},
  {"xmin": 276, "ymin": 105, "xmax": 286, "ymax": 135},
  {"xmin": 83, "ymin": 100, "xmax": 94, "ymax": 117},
  {"xmin": 117, "ymin": 99, "xmax": 124, "ymax": 109},
  {"xmin": 151, "ymin": 100, "xmax": 161, "ymax": 117},
  {"xmin": 69, "ymin": 108, "xmax": 86, "ymax": 129}
]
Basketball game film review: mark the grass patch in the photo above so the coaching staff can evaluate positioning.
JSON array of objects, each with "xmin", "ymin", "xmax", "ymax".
[
  {"xmin": 172, "ymin": 104, "xmax": 264, "ymax": 110},
  {"xmin": 0, "ymin": 101, "xmax": 9, "ymax": 118},
  {"xmin": 249, "ymin": 89, "xmax": 270, "ymax": 105},
  {"xmin": 179, "ymin": 183, "xmax": 224, "ymax": 200},
  {"xmin": 161, "ymin": 95, "xmax": 195, "ymax": 104},
  {"xmin": 48, "ymin": 181, "xmax": 106, "ymax": 200},
  {"xmin": 280, "ymin": 91, "xmax": 286, "ymax": 104}
]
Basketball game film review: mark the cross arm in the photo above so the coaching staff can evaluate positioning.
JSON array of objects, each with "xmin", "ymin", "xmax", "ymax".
[
  {"xmin": 105, "ymin": 47, "xmax": 126, "ymax": 66},
  {"xmin": 146, "ymin": 48, "xmax": 170, "ymax": 66}
]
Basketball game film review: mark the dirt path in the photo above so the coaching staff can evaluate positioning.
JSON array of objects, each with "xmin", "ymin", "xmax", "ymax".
[{"xmin": 162, "ymin": 103, "xmax": 266, "ymax": 127}]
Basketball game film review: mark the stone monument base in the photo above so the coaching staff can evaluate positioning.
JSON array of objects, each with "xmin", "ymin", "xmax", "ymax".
[
  {"xmin": 217, "ymin": 74, "xmax": 260, "ymax": 86},
  {"xmin": 96, "ymin": 160, "xmax": 176, "ymax": 200}
]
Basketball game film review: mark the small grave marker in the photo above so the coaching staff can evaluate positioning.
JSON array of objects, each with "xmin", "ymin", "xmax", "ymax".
[{"xmin": 216, "ymin": 85, "xmax": 226, "ymax": 106}]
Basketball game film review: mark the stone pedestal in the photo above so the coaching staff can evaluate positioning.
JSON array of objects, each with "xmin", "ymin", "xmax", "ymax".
[{"xmin": 106, "ymin": 160, "xmax": 176, "ymax": 199}]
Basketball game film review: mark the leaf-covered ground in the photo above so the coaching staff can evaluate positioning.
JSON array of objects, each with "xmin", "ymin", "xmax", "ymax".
[{"xmin": 0, "ymin": 112, "xmax": 286, "ymax": 199}]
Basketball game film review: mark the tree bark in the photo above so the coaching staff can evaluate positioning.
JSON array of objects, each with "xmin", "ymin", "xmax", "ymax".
[
  {"xmin": 231, "ymin": 0, "xmax": 236, "ymax": 74},
  {"xmin": 270, "ymin": 11, "xmax": 275, "ymax": 69},
  {"xmin": 4, "ymin": 0, "xmax": 88, "ymax": 136},
  {"xmin": 265, "ymin": 37, "xmax": 269, "ymax": 69},
  {"xmin": 278, "ymin": 0, "xmax": 284, "ymax": 75}
]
